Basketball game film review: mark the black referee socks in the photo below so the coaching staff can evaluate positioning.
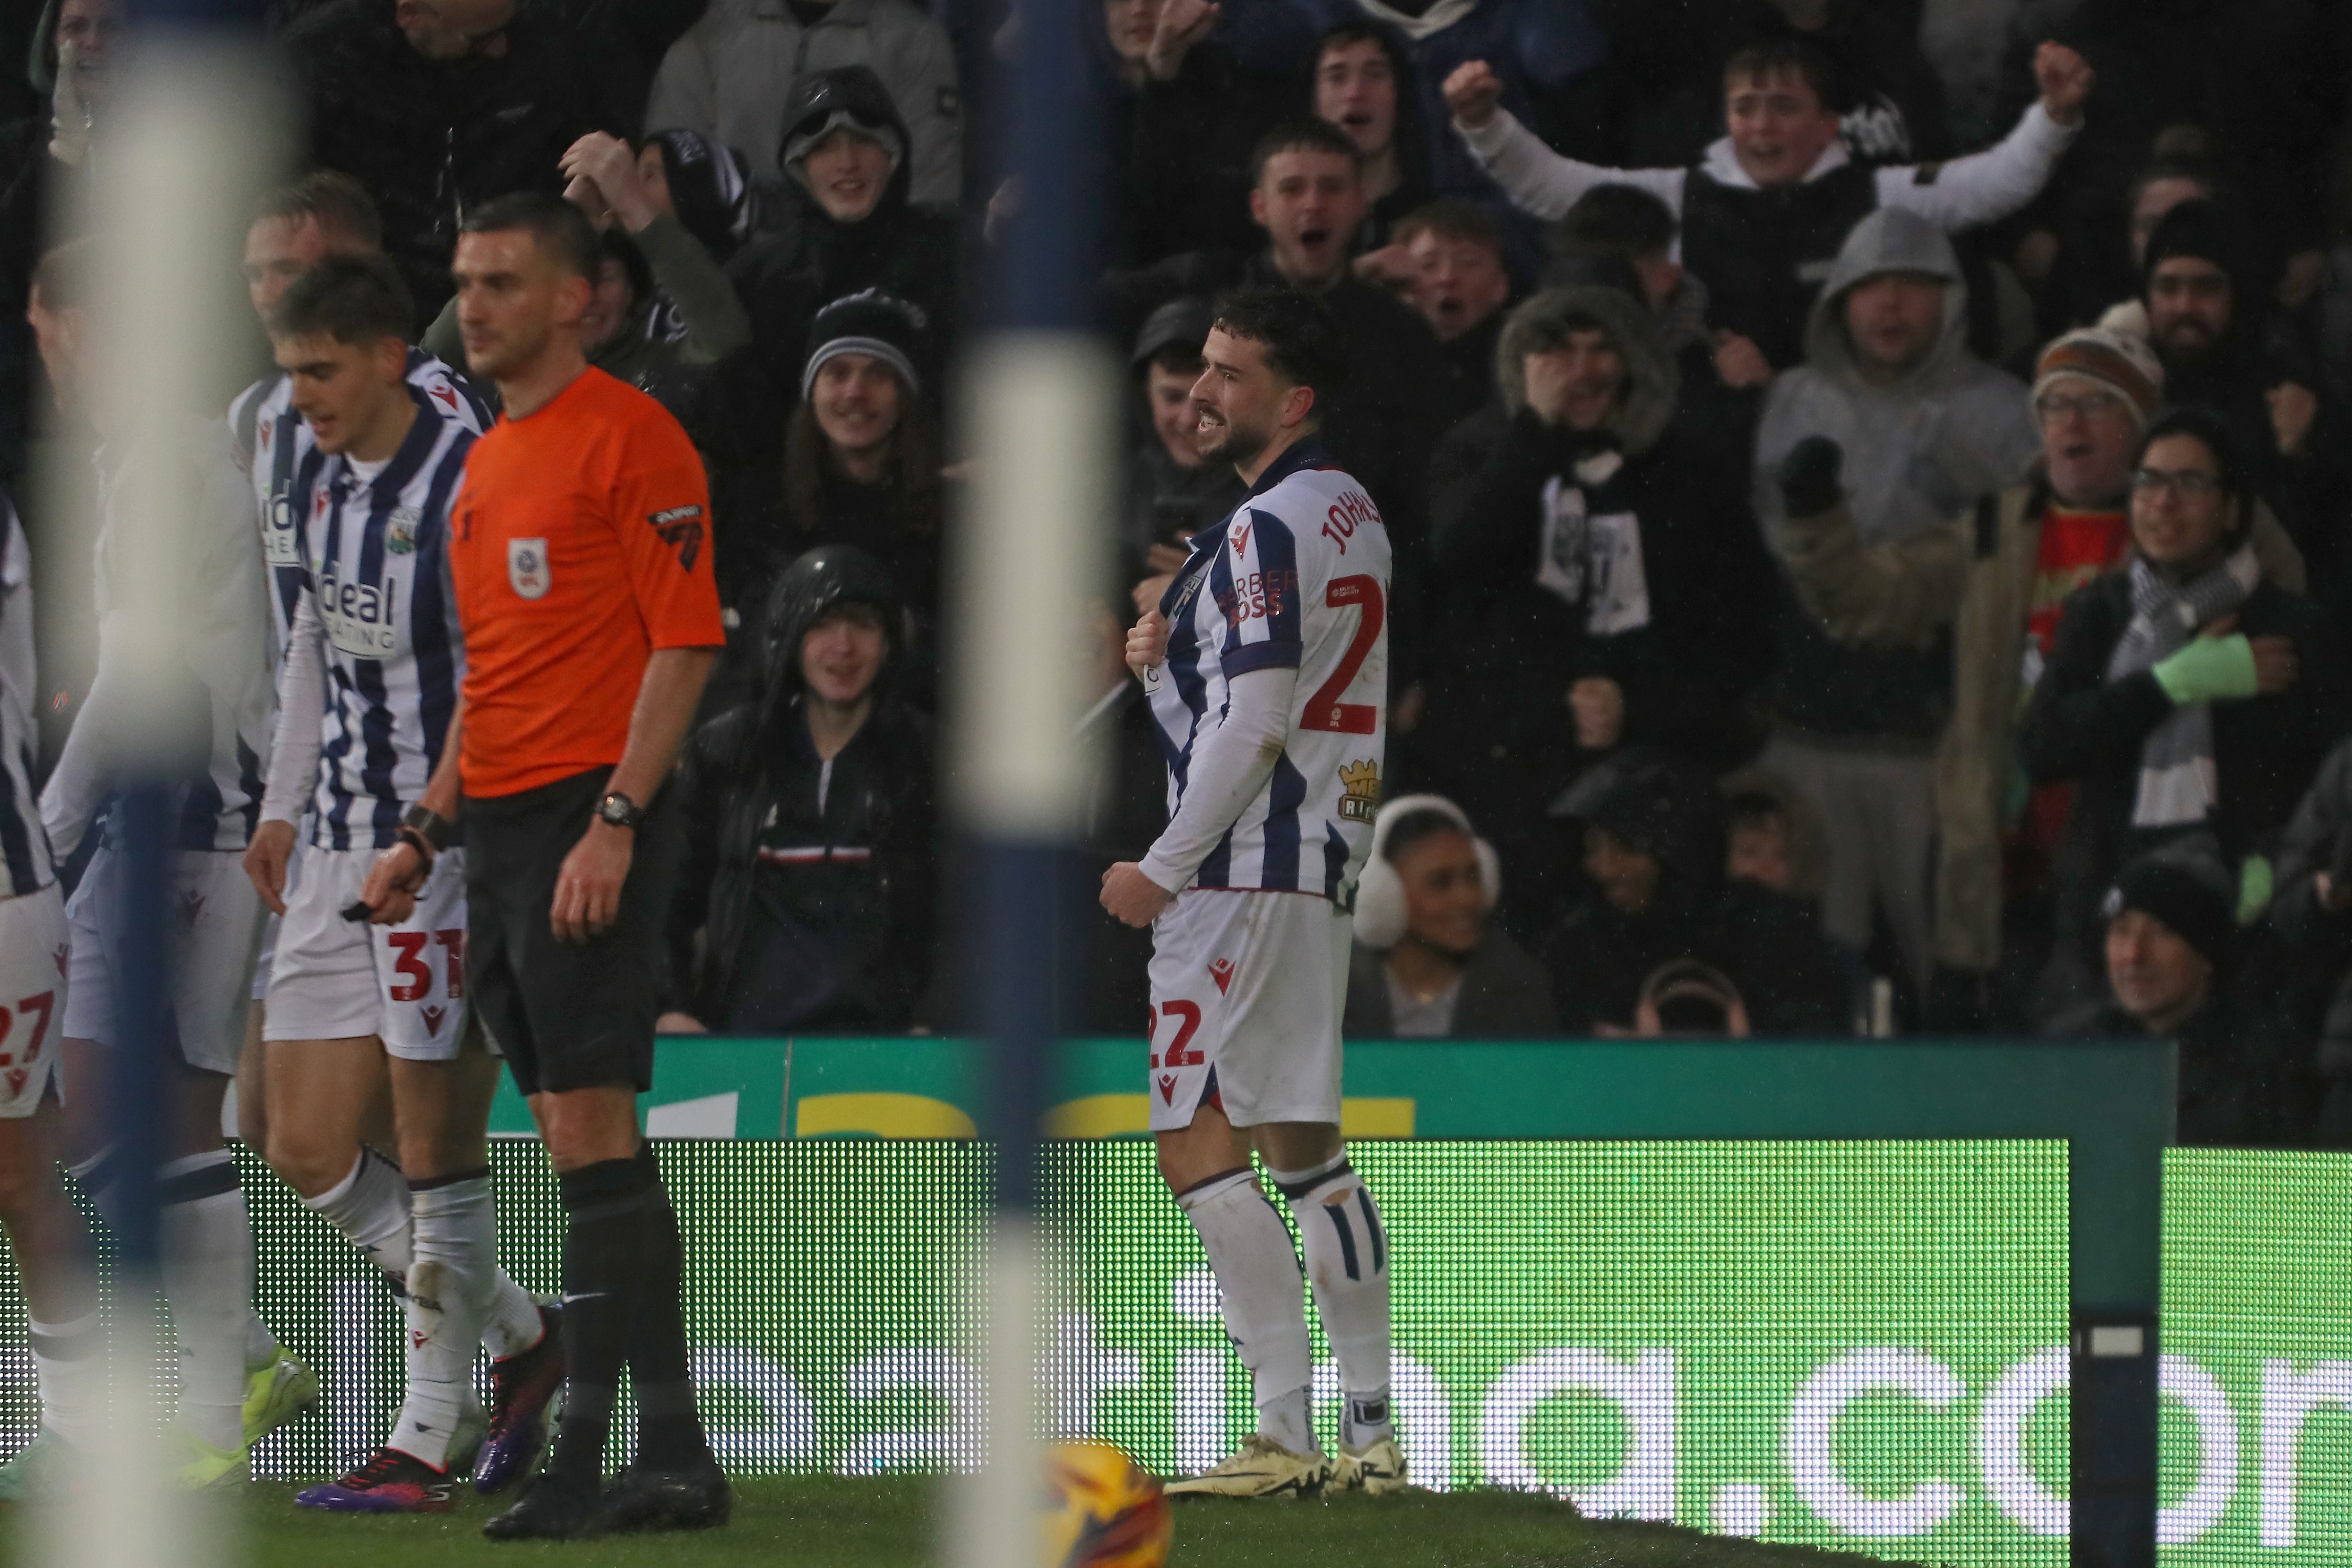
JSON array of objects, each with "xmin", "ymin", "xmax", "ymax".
[
  {"xmin": 547, "ymin": 1156, "xmax": 654, "ymax": 1485},
  {"xmin": 628, "ymin": 1144, "xmax": 712, "ymax": 1469}
]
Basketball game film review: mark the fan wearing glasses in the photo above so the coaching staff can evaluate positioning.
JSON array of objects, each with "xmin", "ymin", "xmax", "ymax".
[{"xmin": 2019, "ymin": 403, "xmax": 2348, "ymax": 1017}]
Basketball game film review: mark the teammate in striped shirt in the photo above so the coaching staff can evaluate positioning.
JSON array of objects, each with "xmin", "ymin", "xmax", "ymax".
[
  {"xmin": 241, "ymin": 256, "xmax": 558, "ymax": 1511},
  {"xmin": 230, "ymin": 173, "xmax": 488, "ymax": 653},
  {"xmin": 1103, "ymin": 288, "xmax": 1402, "ymax": 1498},
  {"xmin": 229, "ymin": 175, "xmax": 487, "ymax": 1162},
  {"xmin": 31, "ymin": 237, "xmax": 312, "ymax": 1486},
  {"xmin": 0, "ymin": 486, "xmax": 103, "ymax": 1496}
]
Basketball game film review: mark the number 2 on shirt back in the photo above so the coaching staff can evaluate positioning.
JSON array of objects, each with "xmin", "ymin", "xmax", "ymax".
[{"xmin": 1300, "ymin": 575, "xmax": 1383, "ymax": 734}]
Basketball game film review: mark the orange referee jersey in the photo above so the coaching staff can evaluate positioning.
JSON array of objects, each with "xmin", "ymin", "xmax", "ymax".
[{"xmin": 449, "ymin": 368, "xmax": 723, "ymax": 798}]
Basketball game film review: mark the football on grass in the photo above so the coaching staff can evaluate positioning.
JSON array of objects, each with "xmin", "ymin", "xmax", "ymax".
[{"xmin": 1044, "ymin": 1442, "xmax": 1173, "ymax": 1568}]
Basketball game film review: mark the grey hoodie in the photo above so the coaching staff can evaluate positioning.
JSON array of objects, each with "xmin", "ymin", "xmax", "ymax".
[{"xmin": 1753, "ymin": 208, "xmax": 2038, "ymax": 551}]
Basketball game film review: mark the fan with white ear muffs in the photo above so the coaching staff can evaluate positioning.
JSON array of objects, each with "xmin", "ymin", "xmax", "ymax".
[{"xmin": 1352, "ymin": 794, "xmax": 1502, "ymax": 950}]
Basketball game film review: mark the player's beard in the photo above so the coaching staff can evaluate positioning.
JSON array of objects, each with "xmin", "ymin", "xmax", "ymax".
[{"xmin": 1197, "ymin": 408, "xmax": 1271, "ymax": 472}]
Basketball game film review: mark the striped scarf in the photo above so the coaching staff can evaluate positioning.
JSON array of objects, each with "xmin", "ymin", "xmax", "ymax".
[{"xmin": 2104, "ymin": 545, "xmax": 2260, "ymax": 828}]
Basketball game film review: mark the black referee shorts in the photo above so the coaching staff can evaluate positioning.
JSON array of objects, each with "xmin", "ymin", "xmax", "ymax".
[{"xmin": 463, "ymin": 767, "xmax": 680, "ymax": 1098}]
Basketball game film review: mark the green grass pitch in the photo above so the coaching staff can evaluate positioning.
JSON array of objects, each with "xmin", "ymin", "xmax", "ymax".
[{"xmin": 8, "ymin": 1479, "xmax": 1918, "ymax": 1567}]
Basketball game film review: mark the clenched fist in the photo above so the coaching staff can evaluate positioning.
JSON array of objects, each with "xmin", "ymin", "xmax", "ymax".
[
  {"xmin": 2033, "ymin": 41, "xmax": 2093, "ymax": 125},
  {"xmin": 1442, "ymin": 60, "xmax": 1504, "ymax": 131},
  {"xmin": 1127, "ymin": 609, "xmax": 1170, "ymax": 678}
]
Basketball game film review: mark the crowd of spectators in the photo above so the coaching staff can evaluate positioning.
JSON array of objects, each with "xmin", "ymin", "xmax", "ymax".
[{"xmin": 8, "ymin": 0, "xmax": 2352, "ymax": 1146}]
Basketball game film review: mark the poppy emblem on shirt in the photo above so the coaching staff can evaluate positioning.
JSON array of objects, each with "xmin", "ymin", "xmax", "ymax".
[{"xmin": 508, "ymin": 538, "xmax": 551, "ymax": 600}]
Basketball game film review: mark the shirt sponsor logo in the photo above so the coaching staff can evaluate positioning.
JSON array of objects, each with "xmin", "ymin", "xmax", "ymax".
[
  {"xmin": 318, "ymin": 567, "xmax": 401, "ymax": 659},
  {"xmin": 1215, "ymin": 567, "xmax": 1297, "ymax": 627},
  {"xmin": 1338, "ymin": 759, "xmax": 1381, "ymax": 823},
  {"xmin": 508, "ymin": 538, "xmax": 550, "ymax": 600},
  {"xmin": 263, "ymin": 495, "xmax": 302, "ymax": 567}
]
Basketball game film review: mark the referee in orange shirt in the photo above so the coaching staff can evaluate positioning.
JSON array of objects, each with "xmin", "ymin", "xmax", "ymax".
[{"xmin": 363, "ymin": 194, "xmax": 726, "ymax": 1540}]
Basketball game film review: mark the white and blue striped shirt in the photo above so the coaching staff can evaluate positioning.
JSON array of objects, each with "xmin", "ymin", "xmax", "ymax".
[
  {"xmin": 230, "ymin": 349, "xmax": 487, "ymax": 650},
  {"xmin": 278, "ymin": 394, "xmax": 472, "ymax": 851},
  {"xmin": 0, "ymin": 492, "xmax": 54, "ymax": 897},
  {"xmin": 1143, "ymin": 441, "xmax": 1392, "ymax": 901}
]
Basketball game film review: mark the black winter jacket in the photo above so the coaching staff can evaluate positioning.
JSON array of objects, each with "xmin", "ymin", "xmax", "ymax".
[
  {"xmin": 725, "ymin": 73, "xmax": 958, "ymax": 397},
  {"xmin": 2019, "ymin": 572, "xmax": 2348, "ymax": 896},
  {"xmin": 665, "ymin": 696, "xmax": 936, "ymax": 1031},
  {"xmin": 283, "ymin": 0, "xmax": 641, "ymax": 322}
]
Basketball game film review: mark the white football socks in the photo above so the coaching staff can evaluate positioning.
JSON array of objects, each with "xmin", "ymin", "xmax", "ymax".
[
  {"xmin": 28, "ymin": 1311, "xmax": 102, "ymax": 1448},
  {"xmin": 157, "ymin": 1150, "xmax": 256, "ymax": 1453},
  {"xmin": 482, "ymin": 1264, "xmax": 545, "ymax": 1362},
  {"xmin": 1176, "ymin": 1167, "xmax": 1316, "ymax": 1456},
  {"xmin": 307, "ymin": 1149, "xmax": 413, "ymax": 1286},
  {"xmin": 391, "ymin": 1172, "xmax": 499, "ymax": 1469},
  {"xmin": 1272, "ymin": 1154, "xmax": 1394, "ymax": 1449}
]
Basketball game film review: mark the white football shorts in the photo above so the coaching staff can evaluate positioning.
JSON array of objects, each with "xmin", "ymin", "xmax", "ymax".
[
  {"xmin": 265, "ymin": 845, "xmax": 476, "ymax": 1062},
  {"xmin": 0, "ymin": 883, "xmax": 69, "ymax": 1117},
  {"xmin": 66, "ymin": 846, "xmax": 266, "ymax": 1077},
  {"xmin": 1146, "ymin": 887, "xmax": 1351, "ymax": 1133},
  {"xmin": 251, "ymin": 831, "xmax": 307, "ymax": 1002}
]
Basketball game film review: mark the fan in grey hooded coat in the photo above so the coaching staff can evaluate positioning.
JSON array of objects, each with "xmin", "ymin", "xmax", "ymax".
[{"xmin": 1748, "ymin": 206, "xmax": 2040, "ymax": 993}]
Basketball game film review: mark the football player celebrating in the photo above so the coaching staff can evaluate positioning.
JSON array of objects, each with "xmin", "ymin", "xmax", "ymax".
[
  {"xmin": 1103, "ymin": 287, "xmax": 1402, "ymax": 1497},
  {"xmin": 242, "ymin": 255, "xmax": 559, "ymax": 1511}
]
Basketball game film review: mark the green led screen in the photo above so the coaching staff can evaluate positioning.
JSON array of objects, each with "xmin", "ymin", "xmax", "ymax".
[
  {"xmin": 56, "ymin": 1137, "xmax": 2352, "ymax": 1565},
  {"xmin": 2158, "ymin": 1148, "xmax": 2352, "ymax": 1565},
  {"xmin": 0, "ymin": 1139, "xmax": 2084, "ymax": 1563}
]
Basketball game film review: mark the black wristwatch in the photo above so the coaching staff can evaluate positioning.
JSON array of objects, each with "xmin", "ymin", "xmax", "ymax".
[{"xmin": 596, "ymin": 791, "xmax": 645, "ymax": 831}]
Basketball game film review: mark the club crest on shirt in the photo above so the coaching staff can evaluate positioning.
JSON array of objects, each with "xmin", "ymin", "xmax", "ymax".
[
  {"xmin": 508, "ymin": 538, "xmax": 551, "ymax": 600},
  {"xmin": 386, "ymin": 506, "xmax": 421, "ymax": 556},
  {"xmin": 1337, "ymin": 759, "xmax": 1381, "ymax": 823}
]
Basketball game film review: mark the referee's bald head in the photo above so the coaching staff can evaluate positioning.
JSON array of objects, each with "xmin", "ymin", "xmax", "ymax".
[{"xmin": 459, "ymin": 193, "xmax": 601, "ymax": 281}]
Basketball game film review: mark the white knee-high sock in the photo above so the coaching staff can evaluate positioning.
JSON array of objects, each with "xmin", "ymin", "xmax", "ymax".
[
  {"xmin": 306, "ymin": 1148, "xmax": 413, "ymax": 1287},
  {"xmin": 1176, "ymin": 1166, "xmax": 1315, "ymax": 1455},
  {"xmin": 1272, "ymin": 1154, "xmax": 1393, "ymax": 1448},
  {"xmin": 28, "ymin": 1312, "xmax": 103, "ymax": 1448},
  {"xmin": 78, "ymin": 1145, "xmax": 275, "ymax": 1376},
  {"xmin": 391, "ymin": 1171, "xmax": 499, "ymax": 1469},
  {"xmin": 157, "ymin": 1151, "xmax": 256, "ymax": 1454},
  {"xmin": 481, "ymin": 1258, "xmax": 544, "ymax": 1362}
]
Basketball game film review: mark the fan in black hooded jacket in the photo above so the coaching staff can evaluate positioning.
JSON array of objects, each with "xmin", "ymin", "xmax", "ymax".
[
  {"xmin": 664, "ymin": 547, "xmax": 937, "ymax": 1034},
  {"xmin": 725, "ymin": 66, "xmax": 959, "ymax": 400},
  {"xmin": 1538, "ymin": 751, "xmax": 1849, "ymax": 1036}
]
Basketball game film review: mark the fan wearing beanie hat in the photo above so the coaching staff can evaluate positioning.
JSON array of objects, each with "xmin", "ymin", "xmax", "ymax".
[
  {"xmin": 2056, "ymin": 834, "xmax": 2307, "ymax": 1143},
  {"xmin": 801, "ymin": 290, "xmax": 930, "ymax": 402},
  {"xmin": 770, "ymin": 290, "xmax": 946, "ymax": 684},
  {"xmin": 2138, "ymin": 197, "xmax": 2347, "ymax": 514}
]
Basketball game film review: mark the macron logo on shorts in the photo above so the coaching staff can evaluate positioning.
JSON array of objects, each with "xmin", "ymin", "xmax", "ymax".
[{"xmin": 1208, "ymin": 957, "xmax": 1235, "ymax": 995}]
